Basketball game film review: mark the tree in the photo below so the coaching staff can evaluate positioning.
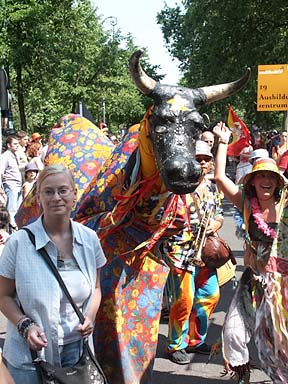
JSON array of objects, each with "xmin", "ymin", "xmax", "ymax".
[
  {"xmin": 0, "ymin": 0, "xmax": 163, "ymax": 136},
  {"xmin": 157, "ymin": 0, "xmax": 288, "ymax": 131},
  {"xmin": 1, "ymin": 0, "xmax": 116, "ymax": 132}
]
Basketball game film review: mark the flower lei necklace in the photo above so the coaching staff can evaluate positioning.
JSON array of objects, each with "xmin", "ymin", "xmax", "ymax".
[{"xmin": 250, "ymin": 197, "xmax": 276, "ymax": 239}]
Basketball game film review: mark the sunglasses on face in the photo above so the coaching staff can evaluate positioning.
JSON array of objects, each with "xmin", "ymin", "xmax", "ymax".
[{"xmin": 196, "ymin": 156, "xmax": 212, "ymax": 163}]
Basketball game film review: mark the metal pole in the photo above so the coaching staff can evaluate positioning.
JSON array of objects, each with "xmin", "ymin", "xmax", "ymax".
[
  {"xmin": 284, "ymin": 111, "xmax": 288, "ymax": 150},
  {"xmin": 284, "ymin": 111, "xmax": 288, "ymax": 131},
  {"xmin": 102, "ymin": 98, "xmax": 106, "ymax": 125},
  {"xmin": 0, "ymin": 107, "xmax": 2, "ymax": 155}
]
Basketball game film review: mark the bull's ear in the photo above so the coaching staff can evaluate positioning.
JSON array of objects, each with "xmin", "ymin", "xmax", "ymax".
[
  {"xmin": 197, "ymin": 68, "xmax": 251, "ymax": 105},
  {"xmin": 129, "ymin": 50, "xmax": 157, "ymax": 95}
]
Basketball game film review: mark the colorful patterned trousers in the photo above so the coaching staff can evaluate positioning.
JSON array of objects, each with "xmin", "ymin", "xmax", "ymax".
[{"xmin": 167, "ymin": 265, "xmax": 220, "ymax": 351}]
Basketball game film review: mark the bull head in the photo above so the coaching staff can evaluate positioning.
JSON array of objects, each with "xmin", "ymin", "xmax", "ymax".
[{"xmin": 129, "ymin": 50, "xmax": 250, "ymax": 194}]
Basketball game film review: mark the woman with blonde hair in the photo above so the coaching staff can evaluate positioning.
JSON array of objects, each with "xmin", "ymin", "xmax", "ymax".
[{"xmin": 0, "ymin": 164, "xmax": 106, "ymax": 384}]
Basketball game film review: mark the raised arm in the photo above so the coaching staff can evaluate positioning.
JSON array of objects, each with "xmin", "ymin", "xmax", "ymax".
[{"xmin": 213, "ymin": 122, "xmax": 242, "ymax": 210}]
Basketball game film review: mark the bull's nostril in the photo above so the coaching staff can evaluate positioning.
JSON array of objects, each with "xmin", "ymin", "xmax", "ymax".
[
  {"xmin": 164, "ymin": 159, "xmax": 202, "ymax": 181},
  {"xmin": 161, "ymin": 158, "xmax": 202, "ymax": 194},
  {"xmin": 165, "ymin": 160, "xmax": 188, "ymax": 178}
]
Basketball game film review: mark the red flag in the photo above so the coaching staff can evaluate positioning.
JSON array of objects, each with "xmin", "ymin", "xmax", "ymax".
[{"xmin": 227, "ymin": 105, "xmax": 251, "ymax": 157}]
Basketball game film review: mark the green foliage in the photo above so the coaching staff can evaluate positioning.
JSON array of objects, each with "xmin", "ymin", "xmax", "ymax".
[
  {"xmin": 0, "ymin": 0, "xmax": 160, "ymax": 136},
  {"xmin": 158, "ymin": 0, "xmax": 288, "ymax": 131}
]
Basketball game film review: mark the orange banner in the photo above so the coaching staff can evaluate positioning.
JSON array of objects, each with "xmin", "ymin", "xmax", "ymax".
[{"xmin": 257, "ymin": 64, "xmax": 288, "ymax": 111}]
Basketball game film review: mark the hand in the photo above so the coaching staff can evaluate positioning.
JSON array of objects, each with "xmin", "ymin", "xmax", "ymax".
[
  {"xmin": 26, "ymin": 325, "xmax": 48, "ymax": 351},
  {"xmin": 9, "ymin": 224, "xmax": 18, "ymax": 233},
  {"xmin": 77, "ymin": 316, "xmax": 94, "ymax": 338},
  {"xmin": 213, "ymin": 121, "xmax": 231, "ymax": 142},
  {"xmin": 206, "ymin": 219, "xmax": 222, "ymax": 234}
]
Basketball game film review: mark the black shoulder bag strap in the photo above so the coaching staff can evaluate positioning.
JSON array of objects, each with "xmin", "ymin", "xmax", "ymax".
[
  {"xmin": 22, "ymin": 227, "xmax": 85, "ymax": 324},
  {"xmin": 22, "ymin": 228, "xmax": 108, "ymax": 383}
]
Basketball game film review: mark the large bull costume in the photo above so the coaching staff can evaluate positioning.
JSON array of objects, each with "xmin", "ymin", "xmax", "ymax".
[{"xmin": 16, "ymin": 51, "xmax": 250, "ymax": 383}]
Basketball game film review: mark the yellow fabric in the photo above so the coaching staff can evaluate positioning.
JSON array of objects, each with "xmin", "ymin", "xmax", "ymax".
[
  {"xmin": 138, "ymin": 107, "xmax": 158, "ymax": 179},
  {"xmin": 138, "ymin": 107, "xmax": 167, "ymax": 196}
]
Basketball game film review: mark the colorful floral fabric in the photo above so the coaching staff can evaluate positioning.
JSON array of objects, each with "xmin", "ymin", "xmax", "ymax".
[
  {"xmin": 76, "ymin": 112, "xmax": 179, "ymax": 383},
  {"xmin": 16, "ymin": 112, "xmax": 180, "ymax": 384},
  {"xmin": 167, "ymin": 265, "xmax": 219, "ymax": 352},
  {"xmin": 15, "ymin": 114, "xmax": 114, "ymax": 227}
]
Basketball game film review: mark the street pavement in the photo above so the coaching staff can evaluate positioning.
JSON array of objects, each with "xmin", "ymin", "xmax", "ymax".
[{"xmin": 0, "ymin": 200, "xmax": 272, "ymax": 383}]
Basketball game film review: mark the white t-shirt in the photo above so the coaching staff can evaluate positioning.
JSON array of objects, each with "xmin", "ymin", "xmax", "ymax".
[{"xmin": 58, "ymin": 258, "xmax": 91, "ymax": 345}]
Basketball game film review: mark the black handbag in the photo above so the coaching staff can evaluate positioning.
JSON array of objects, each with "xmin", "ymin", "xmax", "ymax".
[{"xmin": 22, "ymin": 228, "xmax": 108, "ymax": 384}]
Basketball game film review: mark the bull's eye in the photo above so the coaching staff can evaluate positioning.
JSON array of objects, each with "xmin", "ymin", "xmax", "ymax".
[{"xmin": 155, "ymin": 126, "xmax": 167, "ymax": 134}]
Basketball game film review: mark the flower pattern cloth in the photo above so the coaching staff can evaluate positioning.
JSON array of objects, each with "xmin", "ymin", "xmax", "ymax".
[
  {"xmin": 75, "ymin": 111, "xmax": 176, "ymax": 384},
  {"xmin": 16, "ymin": 113, "xmax": 178, "ymax": 384},
  {"xmin": 15, "ymin": 114, "xmax": 114, "ymax": 226}
]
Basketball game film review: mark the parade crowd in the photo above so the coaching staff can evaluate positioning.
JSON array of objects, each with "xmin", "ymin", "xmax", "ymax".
[{"xmin": 0, "ymin": 120, "xmax": 288, "ymax": 384}]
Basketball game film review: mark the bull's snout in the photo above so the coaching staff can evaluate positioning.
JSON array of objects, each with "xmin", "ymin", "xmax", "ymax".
[{"xmin": 160, "ymin": 158, "xmax": 202, "ymax": 194}]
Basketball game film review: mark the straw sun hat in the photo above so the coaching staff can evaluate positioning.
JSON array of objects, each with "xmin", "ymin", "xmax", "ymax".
[{"xmin": 243, "ymin": 158, "xmax": 285, "ymax": 188}]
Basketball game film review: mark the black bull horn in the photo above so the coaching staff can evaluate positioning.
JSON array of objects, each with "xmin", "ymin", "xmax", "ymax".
[{"xmin": 129, "ymin": 50, "xmax": 250, "ymax": 194}]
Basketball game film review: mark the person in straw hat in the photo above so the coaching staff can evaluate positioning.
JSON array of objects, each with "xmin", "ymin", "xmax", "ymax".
[
  {"xmin": 213, "ymin": 121, "xmax": 287, "ymax": 384},
  {"xmin": 163, "ymin": 140, "xmax": 224, "ymax": 365}
]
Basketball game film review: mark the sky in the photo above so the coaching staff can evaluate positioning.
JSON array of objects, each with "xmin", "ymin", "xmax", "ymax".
[{"xmin": 91, "ymin": 0, "xmax": 181, "ymax": 84}]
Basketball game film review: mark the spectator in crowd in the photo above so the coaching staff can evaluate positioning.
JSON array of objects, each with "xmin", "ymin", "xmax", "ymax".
[
  {"xmin": 0, "ymin": 204, "xmax": 10, "ymax": 256},
  {"xmin": 0, "ymin": 136, "xmax": 22, "ymax": 232},
  {"xmin": 200, "ymin": 130, "xmax": 215, "ymax": 149},
  {"xmin": 30, "ymin": 132, "xmax": 42, "ymax": 146},
  {"xmin": 200, "ymin": 131, "xmax": 216, "ymax": 178},
  {"xmin": 109, "ymin": 135, "xmax": 118, "ymax": 145},
  {"xmin": 235, "ymin": 145, "xmax": 253, "ymax": 184},
  {"xmin": 266, "ymin": 130, "xmax": 279, "ymax": 157},
  {"xmin": 0, "ymin": 164, "xmax": 106, "ymax": 384},
  {"xmin": 272, "ymin": 131, "xmax": 287, "ymax": 163},
  {"xmin": 26, "ymin": 142, "xmax": 44, "ymax": 171},
  {"xmin": 99, "ymin": 122, "xmax": 108, "ymax": 133},
  {"xmin": 251, "ymin": 125, "xmax": 264, "ymax": 150},
  {"xmin": 1, "ymin": 110, "xmax": 9, "ymax": 136},
  {"xmin": 22, "ymin": 163, "xmax": 39, "ymax": 199},
  {"xmin": 40, "ymin": 142, "xmax": 48, "ymax": 164},
  {"xmin": 277, "ymin": 148, "xmax": 288, "ymax": 179},
  {"xmin": 0, "ymin": 183, "xmax": 6, "ymax": 207},
  {"xmin": 249, "ymin": 148, "xmax": 270, "ymax": 166},
  {"xmin": 164, "ymin": 140, "xmax": 223, "ymax": 365},
  {"xmin": 16, "ymin": 130, "xmax": 29, "ymax": 178}
]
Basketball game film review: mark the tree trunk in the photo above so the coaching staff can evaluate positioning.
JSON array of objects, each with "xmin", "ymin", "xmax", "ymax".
[
  {"xmin": 16, "ymin": 64, "xmax": 27, "ymax": 131},
  {"xmin": 283, "ymin": 111, "xmax": 288, "ymax": 132}
]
